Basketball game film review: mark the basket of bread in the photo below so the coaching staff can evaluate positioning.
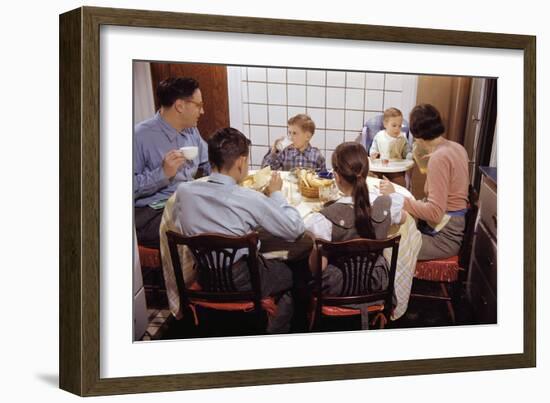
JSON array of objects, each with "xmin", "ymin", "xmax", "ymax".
[
  {"xmin": 296, "ymin": 168, "xmax": 334, "ymax": 199},
  {"xmin": 240, "ymin": 166, "xmax": 272, "ymax": 192}
]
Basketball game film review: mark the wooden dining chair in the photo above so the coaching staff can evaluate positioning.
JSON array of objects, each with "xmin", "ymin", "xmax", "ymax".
[
  {"xmin": 166, "ymin": 230, "xmax": 272, "ymax": 333},
  {"xmin": 308, "ymin": 235, "xmax": 401, "ymax": 331},
  {"xmin": 410, "ymin": 185, "xmax": 479, "ymax": 324}
]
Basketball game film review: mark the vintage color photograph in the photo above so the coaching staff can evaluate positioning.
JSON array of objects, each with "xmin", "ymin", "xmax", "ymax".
[{"xmin": 132, "ymin": 61, "xmax": 497, "ymax": 341}]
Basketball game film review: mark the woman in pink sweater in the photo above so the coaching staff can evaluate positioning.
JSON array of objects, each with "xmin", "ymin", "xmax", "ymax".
[{"xmin": 380, "ymin": 104, "xmax": 469, "ymax": 260}]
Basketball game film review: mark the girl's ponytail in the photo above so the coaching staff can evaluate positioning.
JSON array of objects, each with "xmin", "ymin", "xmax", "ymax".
[{"xmin": 332, "ymin": 143, "xmax": 375, "ymax": 238}]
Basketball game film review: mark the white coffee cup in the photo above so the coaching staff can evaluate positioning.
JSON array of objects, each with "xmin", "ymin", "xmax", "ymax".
[{"xmin": 179, "ymin": 146, "xmax": 198, "ymax": 160}]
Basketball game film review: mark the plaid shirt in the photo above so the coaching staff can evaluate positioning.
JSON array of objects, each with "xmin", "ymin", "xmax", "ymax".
[{"xmin": 261, "ymin": 144, "xmax": 326, "ymax": 171}]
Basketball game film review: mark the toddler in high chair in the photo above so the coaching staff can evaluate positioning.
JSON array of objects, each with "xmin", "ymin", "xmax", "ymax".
[{"xmin": 369, "ymin": 107, "xmax": 412, "ymax": 187}]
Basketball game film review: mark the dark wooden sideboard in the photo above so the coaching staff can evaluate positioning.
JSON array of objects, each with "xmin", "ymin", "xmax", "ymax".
[{"xmin": 467, "ymin": 166, "xmax": 497, "ymax": 324}]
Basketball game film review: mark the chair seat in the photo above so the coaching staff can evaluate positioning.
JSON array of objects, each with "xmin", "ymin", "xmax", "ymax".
[
  {"xmin": 414, "ymin": 255, "xmax": 460, "ymax": 282},
  {"xmin": 311, "ymin": 297, "xmax": 384, "ymax": 317},
  {"xmin": 190, "ymin": 299, "xmax": 256, "ymax": 312},
  {"xmin": 321, "ymin": 304, "xmax": 384, "ymax": 317},
  {"xmin": 188, "ymin": 281, "xmax": 276, "ymax": 314},
  {"xmin": 138, "ymin": 245, "xmax": 161, "ymax": 268}
]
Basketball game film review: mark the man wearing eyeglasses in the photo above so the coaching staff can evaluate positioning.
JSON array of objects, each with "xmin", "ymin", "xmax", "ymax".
[{"xmin": 134, "ymin": 77, "xmax": 211, "ymax": 248}]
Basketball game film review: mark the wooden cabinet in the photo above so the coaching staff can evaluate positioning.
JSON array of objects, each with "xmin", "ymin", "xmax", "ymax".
[{"xmin": 466, "ymin": 167, "xmax": 497, "ymax": 324}]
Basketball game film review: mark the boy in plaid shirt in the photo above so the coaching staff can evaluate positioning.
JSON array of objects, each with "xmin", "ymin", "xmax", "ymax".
[{"xmin": 262, "ymin": 114, "xmax": 326, "ymax": 171}]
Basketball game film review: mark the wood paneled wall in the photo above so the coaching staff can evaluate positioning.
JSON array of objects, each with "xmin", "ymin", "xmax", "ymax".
[{"xmin": 416, "ymin": 75, "xmax": 471, "ymax": 142}]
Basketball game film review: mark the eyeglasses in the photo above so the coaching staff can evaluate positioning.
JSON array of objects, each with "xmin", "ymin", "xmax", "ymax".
[{"xmin": 184, "ymin": 99, "xmax": 205, "ymax": 109}]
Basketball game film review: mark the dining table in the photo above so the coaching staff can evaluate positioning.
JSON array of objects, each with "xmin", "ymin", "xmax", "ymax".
[{"xmin": 157, "ymin": 170, "xmax": 421, "ymax": 321}]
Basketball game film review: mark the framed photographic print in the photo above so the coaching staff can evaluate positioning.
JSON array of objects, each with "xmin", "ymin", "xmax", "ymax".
[{"xmin": 59, "ymin": 6, "xmax": 536, "ymax": 396}]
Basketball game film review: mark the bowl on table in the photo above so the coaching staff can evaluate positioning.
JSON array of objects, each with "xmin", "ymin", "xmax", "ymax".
[
  {"xmin": 317, "ymin": 169, "xmax": 334, "ymax": 180},
  {"xmin": 240, "ymin": 166, "xmax": 272, "ymax": 192}
]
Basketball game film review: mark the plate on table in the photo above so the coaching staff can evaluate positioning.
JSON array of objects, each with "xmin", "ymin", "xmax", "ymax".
[{"xmin": 241, "ymin": 166, "xmax": 272, "ymax": 192}]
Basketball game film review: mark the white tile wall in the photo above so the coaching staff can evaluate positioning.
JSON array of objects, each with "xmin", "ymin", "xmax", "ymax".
[
  {"xmin": 287, "ymin": 85, "xmax": 306, "ymax": 106},
  {"xmin": 269, "ymin": 126, "xmax": 287, "ymax": 144},
  {"xmin": 365, "ymin": 111, "xmax": 380, "ymax": 122},
  {"xmin": 268, "ymin": 83, "xmax": 286, "ymax": 104},
  {"xmin": 287, "ymin": 69, "xmax": 306, "ymax": 84},
  {"xmin": 326, "ymin": 87, "xmax": 345, "ymax": 109},
  {"xmin": 310, "ymin": 129, "xmax": 326, "ymax": 149},
  {"xmin": 325, "ymin": 150, "xmax": 334, "ymax": 170},
  {"xmin": 307, "ymin": 86, "xmax": 326, "ymax": 108},
  {"xmin": 268, "ymin": 105, "xmax": 288, "ymax": 126},
  {"xmin": 346, "ymin": 88, "xmax": 364, "ymax": 110},
  {"xmin": 383, "ymin": 91, "xmax": 403, "ymax": 111},
  {"xmin": 325, "ymin": 130, "xmax": 344, "ymax": 149},
  {"xmin": 251, "ymin": 145, "xmax": 269, "ymax": 165},
  {"xmin": 345, "ymin": 110, "xmax": 364, "ymax": 131},
  {"xmin": 346, "ymin": 72, "xmax": 365, "ymax": 89},
  {"xmin": 307, "ymin": 70, "xmax": 326, "ymax": 86},
  {"xmin": 249, "ymin": 104, "xmax": 268, "ymax": 125},
  {"xmin": 267, "ymin": 68, "xmax": 286, "ymax": 83},
  {"xmin": 250, "ymin": 125, "xmax": 269, "ymax": 146},
  {"xmin": 385, "ymin": 74, "xmax": 403, "ymax": 91},
  {"xmin": 366, "ymin": 73, "xmax": 385, "ymax": 89},
  {"xmin": 241, "ymin": 82, "xmax": 249, "ymax": 102},
  {"xmin": 247, "ymin": 67, "xmax": 267, "ymax": 82},
  {"xmin": 288, "ymin": 106, "xmax": 306, "ymax": 118},
  {"xmin": 345, "ymin": 131, "xmax": 361, "ymax": 142},
  {"xmin": 248, "ymin": 82, "xmax": 267, "ymax": 104},
  {"xmin": 326, "ymin": 109, "xmax": 345, "ymax": 130},
  {"xmin": 365, "ymin": 90, "xmax": 384, "ymax": 111},
  {"xmin": 307, "ymin": 108, "xmax": 326, "ymax": 129},
  {"xmin": 240, "ymin": 67, "xmax": 248, "ymax": 81},
  {"xmin": 237, "ymin": 66, "xmax": 415, "ymax": 168},
  {"xmin": 327, "ymin": 71, "xmax": 346, "ymax": 87},
  {"xmin": 242, "ymin": 103, "xmax": 249, "ymax": 124}
]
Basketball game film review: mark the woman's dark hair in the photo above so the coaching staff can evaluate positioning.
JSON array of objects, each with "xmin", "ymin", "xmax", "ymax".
[
  {"xmin": 156, "ymin": 77, "xmax": 200, "ymax": 107},
  {"xmin": 409, "ymin": 104, "xmax": 445, "ymax": 140},
  {"xmin": 332, "ymin": 142, "xmax": 375, "ymax": 239},
  {"xmin": 208, "ymin": 127, "xmax": 251, "ymax": 171}
]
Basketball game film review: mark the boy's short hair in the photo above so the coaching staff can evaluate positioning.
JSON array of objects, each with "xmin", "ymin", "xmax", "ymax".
[
  {"xmin": 383, "ymin": 107, "xmax": 403, "ymax": 121},
  {"xmin": 207, "ymin": 127, "xmax": 251, "ymax": 170},
  {"xmin": 288, "ymin": 114, "xmax": 315, "ymax": 135}
]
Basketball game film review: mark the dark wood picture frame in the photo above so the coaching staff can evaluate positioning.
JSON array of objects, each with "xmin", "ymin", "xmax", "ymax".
[{"xmin": 59, "ymin": 6, "xmax": 536, "ymax": 396}]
